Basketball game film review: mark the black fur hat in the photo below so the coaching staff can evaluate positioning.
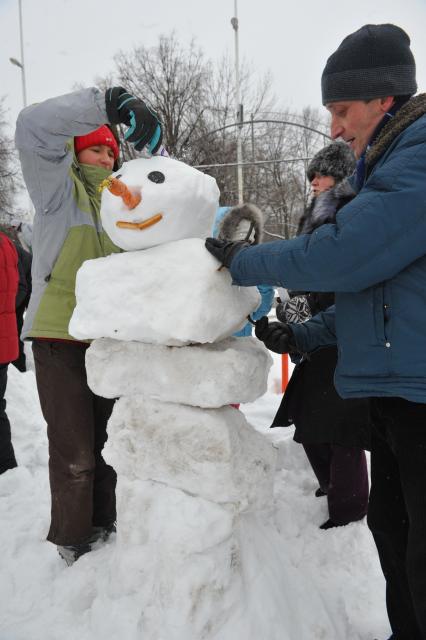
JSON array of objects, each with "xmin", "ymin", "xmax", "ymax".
[{"xmin": 307, "ymin": 141, "xmax": 356, "ymax": 183}]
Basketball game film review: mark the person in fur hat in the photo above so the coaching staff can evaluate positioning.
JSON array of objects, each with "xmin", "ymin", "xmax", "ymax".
[{"xmin": 273, "ymin": 142, "xmax": 370, "ymax": 531}]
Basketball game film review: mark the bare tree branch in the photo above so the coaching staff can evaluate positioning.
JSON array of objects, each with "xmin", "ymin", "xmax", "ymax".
[{"xmin": 0, "ymin": 98, "xmax": 20, "ymax": 222}]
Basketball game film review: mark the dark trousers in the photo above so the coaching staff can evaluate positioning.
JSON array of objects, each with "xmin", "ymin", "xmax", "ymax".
[
  {"xmin": 32, "ymin": 340, "xmax": 117, "ymax": 546},
  {"xmin": 367, "ymin": 397, "xmax": 426, "ymax": 640},
  {"xmin": 303, "ymin": 442, "xmax": 369, "ymax": 524},
  {"xmin": 0, "ymin": 363, "xmax": 17, "ymax": 474}
]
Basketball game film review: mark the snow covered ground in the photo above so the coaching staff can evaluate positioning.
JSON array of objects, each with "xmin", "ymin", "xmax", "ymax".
[{"xmin": 0, "ymin": 353, "xmax": 390, "ymax": 640}]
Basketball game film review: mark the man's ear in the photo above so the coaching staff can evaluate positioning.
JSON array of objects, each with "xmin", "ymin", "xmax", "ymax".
[{"xmin": 380, "ymin": 96, "xmax": 395, "ymax": 112}]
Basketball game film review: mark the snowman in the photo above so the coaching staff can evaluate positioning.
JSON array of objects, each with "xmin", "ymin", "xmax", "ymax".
[{"xmin": 69, "ymin": 156, "xmax": 278, "ymax": 640}]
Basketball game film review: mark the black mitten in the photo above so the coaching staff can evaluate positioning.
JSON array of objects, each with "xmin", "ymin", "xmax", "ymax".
[
  {"xmin": 205, "ymin": 237, "xmax": 249, "ymax": 268},
  {"xmin": 254, "ymin": 316, "xmax": 296, "ymax": 354}
]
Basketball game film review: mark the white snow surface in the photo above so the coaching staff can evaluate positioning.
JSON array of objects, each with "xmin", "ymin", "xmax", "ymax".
[
  {"xmin": 100, "ymin": 156, "xmax": 220, "ymax": 251},
  {"xmin": 86, "ymin": 336, "xmax": 272, "ymax": 407},
  {"xmin": 0, "ymin": 361, "xmax": 391, "ymax": 640},
  {"xmin": 69, "ymin": 238, "xmax": 260, "ymax": 345}
]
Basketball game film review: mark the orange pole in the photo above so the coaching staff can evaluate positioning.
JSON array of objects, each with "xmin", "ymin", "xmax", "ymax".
[{"xmin": 281, "ymin": 353, "xmax": 289, "ymax": 393}]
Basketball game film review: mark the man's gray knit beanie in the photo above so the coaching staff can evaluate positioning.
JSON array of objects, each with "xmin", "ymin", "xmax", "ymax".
[
  {"xmin": 321, "ymin": 24, "xmax": 417, "ymax": 105},
  {"xmin": 307, "ymin": 141, "xmax": 356, "ymax": 182}
]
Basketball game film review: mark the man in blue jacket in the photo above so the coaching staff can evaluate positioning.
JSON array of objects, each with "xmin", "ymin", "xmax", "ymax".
[{"xmin": 206, "ymin": 24, "xmax": 426, "ymax": 640}]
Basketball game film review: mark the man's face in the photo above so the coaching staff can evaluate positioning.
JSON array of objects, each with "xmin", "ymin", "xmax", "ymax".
[{"xmin": 326, "ymin": 98, "xmax": 393, "ymax": 159}]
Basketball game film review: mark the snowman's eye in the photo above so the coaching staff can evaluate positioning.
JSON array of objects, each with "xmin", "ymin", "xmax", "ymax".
[{"xmin": 147, "ymin": 171, "xmax": 165, "ymax": 184}]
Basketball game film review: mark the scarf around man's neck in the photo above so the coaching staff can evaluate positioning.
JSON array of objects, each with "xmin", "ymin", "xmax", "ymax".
[{"xmin": 354, "ymin": 96, "xmax": 411, "ymax": 190}]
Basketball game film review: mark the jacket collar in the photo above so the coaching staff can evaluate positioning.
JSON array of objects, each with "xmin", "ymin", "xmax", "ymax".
[{"xmin": 366, "ymin": 93, "xmax": 426, "ymax": 169}]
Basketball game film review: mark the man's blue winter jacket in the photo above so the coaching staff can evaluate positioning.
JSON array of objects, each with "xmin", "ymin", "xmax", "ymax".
[{"xmin": 230, "ymin": 99, "xmax": 426, "ymax": 403}]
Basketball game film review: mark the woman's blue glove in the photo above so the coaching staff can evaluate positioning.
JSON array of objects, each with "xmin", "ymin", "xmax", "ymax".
[{"xmin": 105, "ymin": 86, "xmax": 163, "ymax": 153}]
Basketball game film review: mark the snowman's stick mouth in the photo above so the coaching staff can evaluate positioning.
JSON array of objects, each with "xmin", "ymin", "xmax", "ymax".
[{"xmin": 116, "ymin": 213, "xmax": 163, "ymax": 231}]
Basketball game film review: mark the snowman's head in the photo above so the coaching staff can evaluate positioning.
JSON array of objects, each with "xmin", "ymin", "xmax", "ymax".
[{"xmin": 100, "ymin": 156, "xmax": 220, "ymax": 251}]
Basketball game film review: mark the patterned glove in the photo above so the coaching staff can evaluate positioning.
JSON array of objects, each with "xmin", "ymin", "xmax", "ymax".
[
  {"xmin": 105, "ymin": 86, "xmax": 163, "ymax": 153},
  {"xmin": 254, "ymin": 316, "xmax": 296, "ymax": 354},
  {"xmin": 204, "ymin": 238, "xmax": 249, "ymax": 269},
  {"xmin": 276, "ymin": 296, "xmax": 312, "ymax": 324}
]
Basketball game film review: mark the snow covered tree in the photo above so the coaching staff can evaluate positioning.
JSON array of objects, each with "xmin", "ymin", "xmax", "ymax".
[
  {"xmin": 97, "ymin": 34, "xmax": 276, "ymax": 174},
  {"xmin": 254, "ymin": 107, "xmax": 330, "ymax": 239},
  {"xmin": 0, "ymin": 99, "xmax": 19, "ymax": 223},
  {"xmin": 106, "ymin": 33, "xmax": 208, "ymax": 160},
  {"xmin": 97, "ymin": 34, "xmax": 329, "ymax": 239}
]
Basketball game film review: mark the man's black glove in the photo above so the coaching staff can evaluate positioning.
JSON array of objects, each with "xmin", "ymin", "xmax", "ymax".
[
  {"xmin": 105, "ymin": 86, "xmax": 163, "ymax": 153},
  {"xmin": 254, "ymin": 316, "xmax": 297, "ymax": 354},
  {"xmin": 275, "ymin": 302, "xmax": 287, "ymax": 323},
  {"xmin": 205, "ymin": 237, "xmax": 249, "ymax": 269}
]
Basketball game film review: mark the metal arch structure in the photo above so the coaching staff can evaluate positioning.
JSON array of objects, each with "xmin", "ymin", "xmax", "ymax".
[
  {"xmin": 195, "ymin": 156, "xmax": 314, "ymax": 170},
  {"xmin": 192, "ymin": 118, "xmax": 332, "ymax": 170},
  {"xmin": 193, "ymin": 118, "xmax": 332, "ymax": 144}
]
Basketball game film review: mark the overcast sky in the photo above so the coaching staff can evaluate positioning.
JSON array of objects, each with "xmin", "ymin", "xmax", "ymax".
[{"xmin": 2, "ymin": 0, "xmax": 426, "ymax": 132}]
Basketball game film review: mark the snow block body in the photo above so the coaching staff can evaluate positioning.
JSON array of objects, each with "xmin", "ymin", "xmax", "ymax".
[
  {"xmin": 105, "ymin": 397, "xmax": 277, "ymax": 508},
  {"xmin": 111, "ymin": 480, "xmax": 243, "ymax": 640},
  {"xmin": 67, "ymin": 153, "xmax": 283, "ymax": 639},
  {"xmin": 85, "ymin": 336, "xmax": 272, "ymax": 407},
  {"xmin": 69, "ymin": 238, "xmax": 260, "ymax": 345}
]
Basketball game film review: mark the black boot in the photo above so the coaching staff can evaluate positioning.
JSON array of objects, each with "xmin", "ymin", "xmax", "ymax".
[
  {"xmin": 320, "ymin": 515, "xmax": 365, "ymax": 530},
  {"xmin": 319, "ymin": 518, "xmax": 342, "ymax": 530},
  {"xmin": 57, "ymin": 540, "xmax": 93, "ymax": 566},
  {"xmin": 92, "ymin": 521, "xmax": 117, "ymax": 542},
  {"xmin": 315, "ymin": 487, "xmax": 327, "ymax": 497},
  {"xmin": 57, "ymin": 528, "xmax": 105, "ymax": 566}
]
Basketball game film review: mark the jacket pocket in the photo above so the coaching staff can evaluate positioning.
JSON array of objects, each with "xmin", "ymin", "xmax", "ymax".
[{"xmin": 373, "ymin": 286, "xmax": 387, "ymax": 345}]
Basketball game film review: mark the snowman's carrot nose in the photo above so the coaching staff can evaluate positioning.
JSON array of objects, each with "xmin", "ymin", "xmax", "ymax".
[{"xmin": 99, "ymin": 177, "xmax": 141, "ymax": 210}]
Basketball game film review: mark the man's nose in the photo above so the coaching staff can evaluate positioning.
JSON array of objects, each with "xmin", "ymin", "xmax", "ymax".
[{"xmin": 330, "ymin": 117, "xmax": 344, "ymax": 140}]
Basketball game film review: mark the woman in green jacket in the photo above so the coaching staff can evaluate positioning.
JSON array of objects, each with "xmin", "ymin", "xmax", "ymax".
[{"xmin": 15, "ymin": 86, "xmax": 162, "ymax": 565}]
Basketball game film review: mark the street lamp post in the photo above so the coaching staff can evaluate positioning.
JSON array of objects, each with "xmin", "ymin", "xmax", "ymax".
[
  {"xmin": 9, "ymin": 0, "xmax": 27, "ymax": 108},
  {"xmin": 231, "ymin": 0, "xmax": 243, "ymax": 204},
  {"xmin": 9, "ymin": 0, "xmax": 32, "ymax": 219}
]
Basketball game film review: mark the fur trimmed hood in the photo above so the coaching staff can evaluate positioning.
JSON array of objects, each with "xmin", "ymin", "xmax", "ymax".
[
  {"xmin": 215, "ymin": 203, "xmax": 264, "ymax": 244},
  {"xmin": 366, "ymin": 93, "xmax": 426, "ymax": 169}
]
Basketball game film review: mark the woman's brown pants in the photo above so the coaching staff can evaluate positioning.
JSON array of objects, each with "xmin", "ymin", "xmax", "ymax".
[{"xmin": 32, "ymin": 340, "xmax": 116, "ymax": 546}]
